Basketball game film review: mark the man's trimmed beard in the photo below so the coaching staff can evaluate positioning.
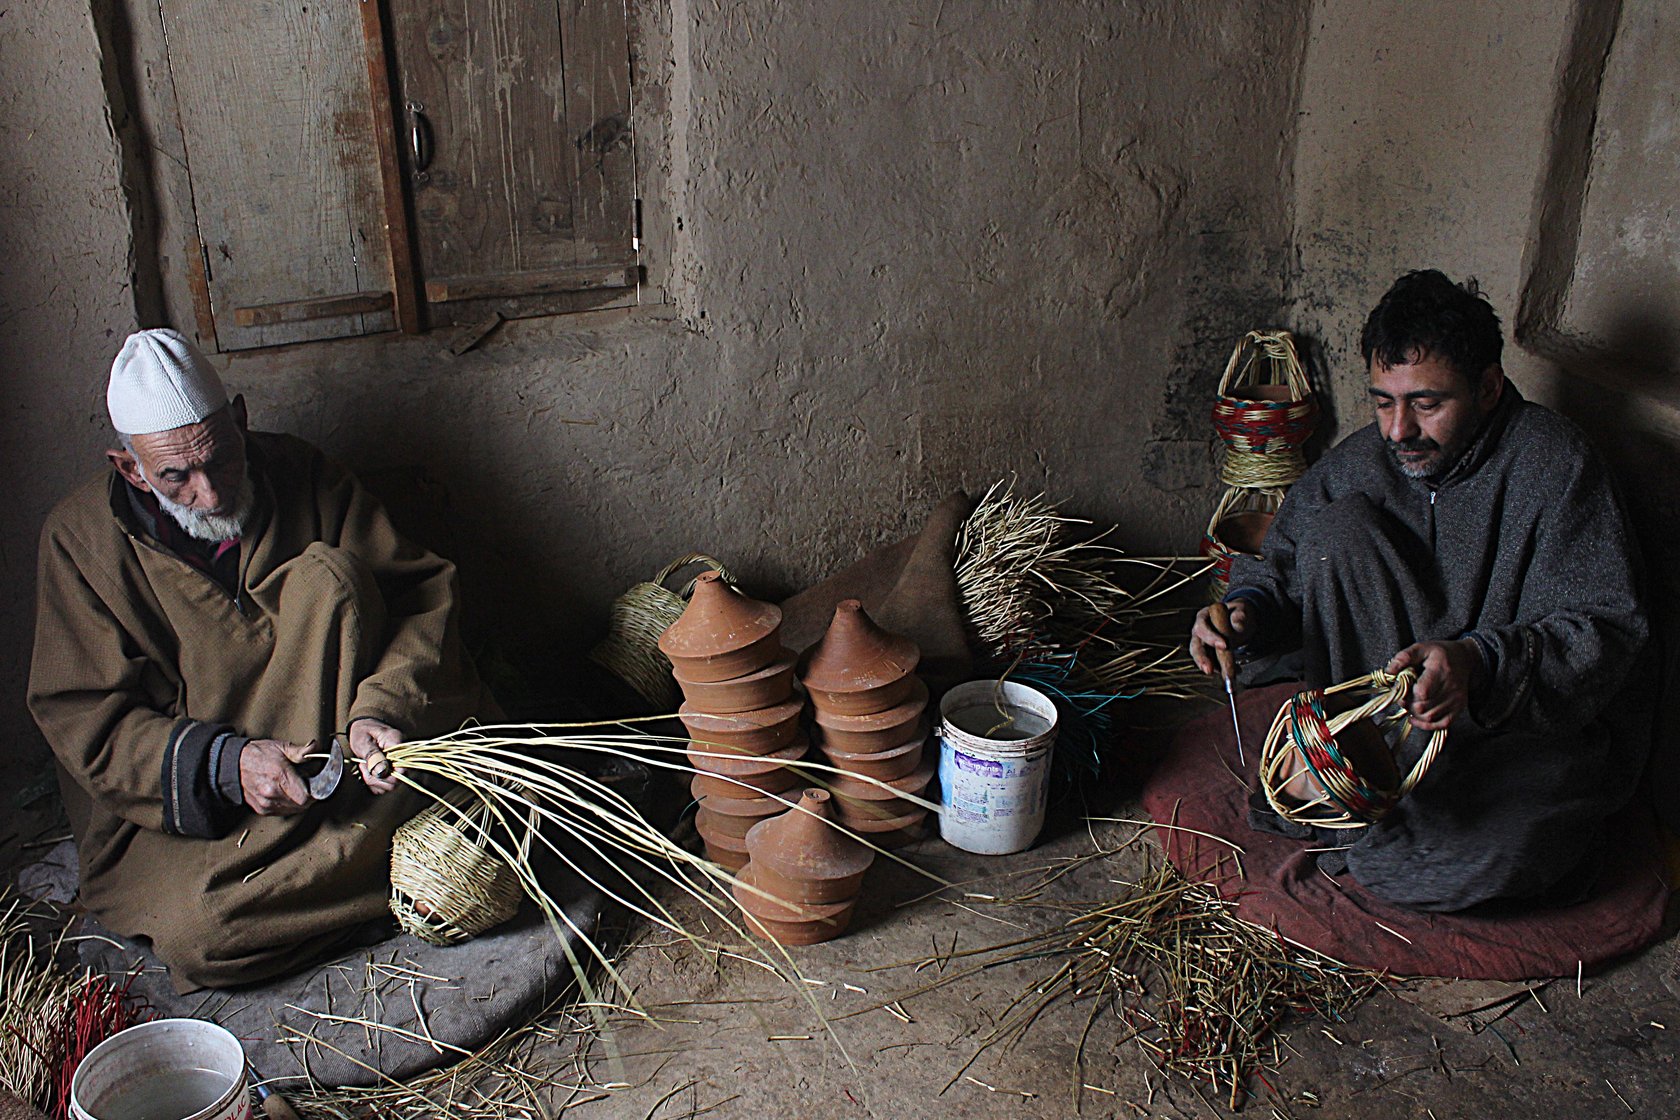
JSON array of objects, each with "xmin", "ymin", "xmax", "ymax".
[
  {"xmin": 145, "ymin": 470, "xmax": 255, "ymax": 542},
  {"xmin": 1385, "ymin": 436, "xmax": 1442, "ymax": 479}
]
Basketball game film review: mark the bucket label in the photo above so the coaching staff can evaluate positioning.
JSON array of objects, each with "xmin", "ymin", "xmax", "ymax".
[{"xmin": 941, "ymin": 747, "xmax": 1046, "ymax": 823}]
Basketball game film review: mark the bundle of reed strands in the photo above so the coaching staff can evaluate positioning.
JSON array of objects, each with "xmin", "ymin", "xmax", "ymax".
[
  {"xmin": 896, "ymin": 858, "xmax": 1381, "ymax": 1112},
  {"xmin": 0, "ymin": 895, "xmax": 148, "ymax": 1117},
  {"xmin": 379, "ymin": 723, "xmax": 942, "ymax": 1013},
  {"xmin": 954, "ymin": 479, "xmax": 1209, "ymax": 701}
]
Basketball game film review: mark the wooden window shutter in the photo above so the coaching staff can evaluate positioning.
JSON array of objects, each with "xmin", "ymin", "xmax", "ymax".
[
  {"xmin": 160, "ymin": 0, "xmax": 400, "ymax": 350},
  {"xmin": 386, "ymin": 0, "xmax": 638, "ymax": 312}
]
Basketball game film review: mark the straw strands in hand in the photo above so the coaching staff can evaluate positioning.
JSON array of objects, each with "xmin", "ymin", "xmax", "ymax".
[
  {"xmin": 379, "ymin": 723, "xmax": 942, "ymax": 1007},
  {"xmin": 954, "ymin": 479, "xmax": 1207, "ymax": 701},
  {"xmin": 894, "ymin": 859, "xmax": 1381, "ymax": 1111}
]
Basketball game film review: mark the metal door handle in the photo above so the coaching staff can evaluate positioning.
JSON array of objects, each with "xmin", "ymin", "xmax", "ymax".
[{"xmin": 408, "ymin": 102, "xmax": 433, "ymax": 173}]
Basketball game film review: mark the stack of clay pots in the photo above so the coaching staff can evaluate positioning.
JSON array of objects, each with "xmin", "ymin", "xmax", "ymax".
[
  {"xmin": 799, "ymin": 600, "xmax": 935, "ymax": 847},
  {"xmin": 659, "ymin": 571, "xmax": 806, "ymax": 870},
  {"xmin": 734, "ymin": 789, "xmax": 873, "ymax": 945}
]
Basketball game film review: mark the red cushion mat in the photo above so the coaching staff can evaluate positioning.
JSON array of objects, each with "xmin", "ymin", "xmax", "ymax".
[{"xmin": 1141, "ymin": 682, "xmax": 1672, "ymax": 979}]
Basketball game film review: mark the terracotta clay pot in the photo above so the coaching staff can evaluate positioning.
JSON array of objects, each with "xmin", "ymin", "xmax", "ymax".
[
  {"xmin": 733, "ymin": 864, "xmax": 857, "ymax": 945},
  {"xmin": 699, "ymin": 788, "xmax": 802, "ymax": 819},
  {"xmin": 696, "ymin": 809, "xmax": 752, "ymax": 870},
  {"xmin": 696, "ymin": 804, "xmax": 781, "ymax": 840},
  {"xmin": 659, "ymin": 572, "xmax": 785, "ymax": 683},
  {"xmin": 743, "ymin": 789, "xmax": 873, "ymax": 904},
  {"xmin": 828, "ymin": 753, "xmax": 936, "ymax": 801},
  {"xmin": 687, "ymin": 738, "xmax": 807, "ymax": 777},
  {"xmin": 812, "ymin": 682, "xmax": 928, "ymax": 753},
  {"xmin": 702, "ymin": 839, "xmax": 750, "ymax": 872},
  {"xmin": 680, "ymin": 694, "xmax": 806, "ymax": 756},
  {"xmin": 807, "ymin": 673, "xmax": 919, "ymax": 717},
  {"xmin": 1229, "ymin": 383, "xmax": 1295, "ymax": 403},
  {"xmin": 870, "ymin": 819, "xmax": 931, "ymax": 849},
  {"xmin": 835, "ymin": 788, "xmax": 930, "ymax": 825},
  {"xmin": 799, "ymin": 600, "xmax": 920, "ymax": 696},
  {"xmin": 691, "ymin": 765, "xmax": 802, "ymax": 799},
  {"xmin": 674, "ymin": 652, "xmax": 797, "ymax": 714},
  {"xmin": 838, "ymin": 806, "xmax": 929, "ymax": 835},
  {"xmin": 820, "ymin": 734, "xmax": 925, "ymax": 781}
]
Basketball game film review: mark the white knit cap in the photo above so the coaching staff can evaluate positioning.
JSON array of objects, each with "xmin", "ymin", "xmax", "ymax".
[{"xmin": 107, "ymin": 328, "xmax": 229, "ymax": 435}]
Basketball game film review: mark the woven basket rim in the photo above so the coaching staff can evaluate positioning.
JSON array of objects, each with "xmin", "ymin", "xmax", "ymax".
[{"xmin": 1258, "ymin": 668, "xmax": 1447, "ymax": 827}]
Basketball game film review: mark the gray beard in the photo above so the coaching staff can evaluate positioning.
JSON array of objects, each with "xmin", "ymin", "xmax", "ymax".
[{"xmin": 147, "ymin": 473, "xmax": 255, "ymax": 542}]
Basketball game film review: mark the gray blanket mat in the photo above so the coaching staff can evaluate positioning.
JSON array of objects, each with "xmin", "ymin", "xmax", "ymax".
[{"xmin": 24, "ymin": 840, "xmax": 604, "ymax": 1090}]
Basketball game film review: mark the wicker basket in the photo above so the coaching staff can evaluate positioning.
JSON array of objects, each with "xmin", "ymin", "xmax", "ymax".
[
  {"xmin": 390, "ymin": 785, "xmax": 528, "ymax": 945},
  {"xmin": 1200, "ymin": 485, "xmax": 1284, "ymax": 600},
  {"xmin": 1212, "ymin": 330, "xmax": 1318, "ymax": 489},
  {"xmin": 1257, "ymin": 669, "xmax": 1446, "ymax": 829},
  {"xmin": 588, "ymin": 553, "xmax": 734, "ymax": 709}
]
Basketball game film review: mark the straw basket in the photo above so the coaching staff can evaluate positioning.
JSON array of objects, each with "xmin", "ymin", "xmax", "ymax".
[
  {"xmin": 588, "ymin": 553, "xmax": 734, "ymax": 709},
  {"xmin": 1257, "ymin": 669, "xmax": 1446, "ymax": 829},
  {"xmin": 1200, "ymin": 486, "xmax": 1283, "ymax": 600},
  {"xmin": 390, "ymin": 785, "xmax": 528, "ymax": 945},
  {"xmin": 1212, "ymin": 330, "xmax": 1318, "ymax": 489}
]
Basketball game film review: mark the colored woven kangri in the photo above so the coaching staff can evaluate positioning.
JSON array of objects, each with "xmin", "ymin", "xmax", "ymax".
[
  {"xmin": 1257, "ymin": 669, "xmax": 1446, "ymax": 829},
  {"xmin": 1200, "ymin": 485, "xmax": 1284, "ymax": 600},
  {"xmin": 1212, "ymin": 330, "xmax": 1318, "ymax": 489}
]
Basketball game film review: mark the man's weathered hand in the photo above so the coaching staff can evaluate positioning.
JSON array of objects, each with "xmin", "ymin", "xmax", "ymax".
[
  {"xmin": 1386, "ymin": 639, "xmax": 1481, "ymax": 731},
  {"xmin": 240, "ymin": 739, "xmax": 316, "ymax": 815},
  {"xmin": 348, "ymin": 718, "xmax": 404, "ymax": 795},
  {"xmin": 1190, "ymin": 600, "xmax": 1254, "ymax": 676}
]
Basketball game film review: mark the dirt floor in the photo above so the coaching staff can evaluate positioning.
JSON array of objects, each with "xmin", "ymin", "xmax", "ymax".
[
  {"xmin": 548, "ymin": 808, "xmax": 1680, "ymax": 1120},
  {"xmin": 7, "ymin": 759, "xmax": 1679, "ymax": 1119}
]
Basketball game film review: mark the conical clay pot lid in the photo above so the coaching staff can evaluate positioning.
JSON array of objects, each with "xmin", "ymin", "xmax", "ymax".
[
  {"xmin": 659, "ymin": 572, "xmax": 783, "ymax": 661},
  {"xmin": 744, "ymin": 789, "xmax": 873, "ymax": 883},
  {"xmin": 799, "ymin": 600, "xmax": 920, "ymax": 694}
]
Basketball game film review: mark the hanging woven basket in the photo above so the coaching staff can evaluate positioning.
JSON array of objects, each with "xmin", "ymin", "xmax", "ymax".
[
  {"xmin": 588, "ymin": 553, "xmax": 734, "ymax": 709},
  {"xmin": 1212, "ymin": 330, "xmax": 1318, "ymax": 489},
  {"xmin": 390, "ymin": 784, "xmax": 529, "ymax": 945},
  {"xmin": 1200, "ymin": 485, "xmax": 1284, "ymax": 600},
  {"xmin": 1257, "ymin": 669, "xmax": 1446, "ymax": 829}
]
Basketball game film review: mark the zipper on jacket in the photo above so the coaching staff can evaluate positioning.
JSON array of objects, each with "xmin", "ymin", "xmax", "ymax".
[{"xmin": 124, "ymin": 527, "xmax": 248, "ymax": 616}]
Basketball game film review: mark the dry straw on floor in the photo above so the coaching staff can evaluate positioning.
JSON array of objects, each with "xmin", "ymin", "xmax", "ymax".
[{"xmin": 885, "ymin": 840, "xmax": 1382, "ymax": 1112}]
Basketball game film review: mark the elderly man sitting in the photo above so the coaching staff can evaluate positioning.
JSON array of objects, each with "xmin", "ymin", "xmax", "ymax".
[{"xmin": 28, "ymin": 329, "xmax": 493, "ymax": 991}]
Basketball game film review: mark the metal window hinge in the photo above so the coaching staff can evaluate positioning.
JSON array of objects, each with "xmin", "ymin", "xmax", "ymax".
[
  {"xmin": 633, "ymin": 197, "xmax": 642, "ymax": 251},
  {"xmin": 200, "ymin": 240, "xmax": 214, "ymax": 284}
]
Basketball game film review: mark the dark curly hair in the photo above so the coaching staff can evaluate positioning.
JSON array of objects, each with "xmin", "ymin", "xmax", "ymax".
[{"xmin": 1359, "ymin": 269, "xmax": 1503, "ymax": 383}]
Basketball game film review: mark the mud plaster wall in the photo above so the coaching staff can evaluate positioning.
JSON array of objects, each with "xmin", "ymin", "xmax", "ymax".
[
  {"xmin": 0, "ymin": 4, "xmax": 137, "ymax": 784},
  {"xmin": 0, "ymin": 1, "xmax": 1309, "ymax": 768}
]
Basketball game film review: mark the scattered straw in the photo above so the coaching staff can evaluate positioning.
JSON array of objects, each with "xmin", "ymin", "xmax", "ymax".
[{"xmin": 887, "ymin": 859, "xmax": 1381, "ymax": 1112}]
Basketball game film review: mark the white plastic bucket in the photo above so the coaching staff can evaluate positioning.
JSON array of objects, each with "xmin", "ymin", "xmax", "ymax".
[
  {"xmin": 937, "ymin": 680, "xmax": 1059, "ymax": 854},
  {"xmin": 70, "ymin": 1018, "xmax": 252, "ymax": 1120}
]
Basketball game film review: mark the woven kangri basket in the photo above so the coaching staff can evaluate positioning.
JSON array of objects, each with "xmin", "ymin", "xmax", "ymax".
[
  {"xmin": 588, "ymin": 553, "xmax": 734, "ymax": 709},
  {"xmin": 1212, "ymin": 330, "xmax": 1318, "ymax": 489},
  {"xmin": 1257, "ymin": 669, "xmax": 1446, "ymax": 829},
  {"xmin": 1200, "ymin": 485, "xmax": 1284, "ymax": 600},
  {"xmin": 390, "ymin": 785, "xmax": 529, "ymax": 945}
]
